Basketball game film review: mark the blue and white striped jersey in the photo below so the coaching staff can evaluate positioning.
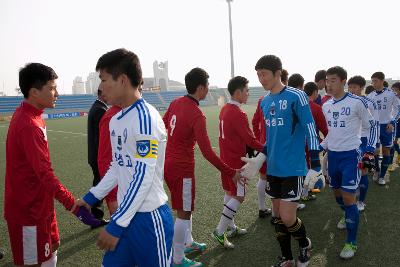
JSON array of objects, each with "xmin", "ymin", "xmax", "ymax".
[
  {"xmin": 261, "ymin": 86, "xmax": 319, "ymax": 177},
  {"xmin": 321, "ymin": 93, "xmax": 377, "ymax": 153},
  {"xmin": 83, "ymin": 98, "xmax": 168, "ymax": 237},
  {"xmin": 361, "ymin": 96, "xmax": 379, "ymax": 141},
  {"xmin": 367, "ymin": 88, "xmax": 400, "ymax": 124}
]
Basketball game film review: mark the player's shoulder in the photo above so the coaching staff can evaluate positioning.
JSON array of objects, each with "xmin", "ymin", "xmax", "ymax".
[
  {"xmin": 284, "ymin": 86, "xmax": 308, "ymax": 105},
  {"xmin": 347, "ymin": 93, "xmax": 368, "ymax": 109}
]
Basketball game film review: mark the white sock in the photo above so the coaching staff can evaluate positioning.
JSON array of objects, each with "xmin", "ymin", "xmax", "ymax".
[
  {"xmin": 224, "ymin": 194, "xmax": 232, "ymax": 204},
  {"xmin": 216, "ymin": 198, "xmax": 241, "ymax": 235},
  {"xmin": 185, "ymin": 216, "xmax": 194, "ymax": 246},
  {"xmin": 257, "ymin": 179, "xmax": 267, "ymax": 210},
  {"xmin": 41, "ymin": 250, "xmax": 57, "ymax": 267},
  {"xmin": 173, "ymin": 218, "xmax": 189, "ymax": 264}
]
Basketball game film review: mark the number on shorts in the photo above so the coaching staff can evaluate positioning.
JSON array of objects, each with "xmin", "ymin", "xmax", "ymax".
[{"xmin": 44, "ymin": 242, "xmax": 50, "ymax": 257}]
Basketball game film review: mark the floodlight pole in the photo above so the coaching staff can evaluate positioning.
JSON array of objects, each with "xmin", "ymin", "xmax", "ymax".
[{"xmin": 227, "ymin": 0, "xmax": 235, "ymax": 78}]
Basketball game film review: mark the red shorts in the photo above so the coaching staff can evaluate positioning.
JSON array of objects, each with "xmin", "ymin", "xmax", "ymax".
[
  {"xmin": 105, "ymin": 186, "xmax": 118, "ymax": 206},
  {"xmin": 222, "ymin": 174, "xmax": 246, "ymax": 197},
  {"xmin": 7, "ymin": 214, "xmax": 59, "ymax": 265},
  {"xmin": 260, "ymin": 162, "xmax": 267, "ymax": 175},
  {"xmin": 165, "ymin": 174, "xmax": 195, "ymax": 211}
]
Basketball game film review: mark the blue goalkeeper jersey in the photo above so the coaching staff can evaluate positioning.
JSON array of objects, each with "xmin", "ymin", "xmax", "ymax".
[{"xmin": 261, "ymin": 86, "xmax": 320, "ymax": 177}]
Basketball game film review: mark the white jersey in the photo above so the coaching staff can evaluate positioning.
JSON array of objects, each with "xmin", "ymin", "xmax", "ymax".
[
  {"xmin": 90, "ymin": 98, "xmax": 168, "ymax": 229},
  {"xmin": 321, "ymin": 93, "xmax": 377, "ymax": 152},
  {"xmin": 367, "ymin": 88, "xmax": 400, "ymax": 124},
  {"xmin": 361, "ymin": 96, "xmax": 379, "ymax": 140}
]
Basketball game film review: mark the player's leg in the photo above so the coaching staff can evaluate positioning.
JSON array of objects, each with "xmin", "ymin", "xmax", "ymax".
[
  {"xmin": 357, "ymin": 137, "xmax": 368, "ymax": 211},
  {"xmin": 279, "ymin": 176, "xmax": 311, "ymax": 267},
  {"xmin": 379, "ymin": 124, "xmax": 392, "ymax": 185},
  {"xmin": 258, "ymin": 165, "xmax": 272, "ymax": 218}
]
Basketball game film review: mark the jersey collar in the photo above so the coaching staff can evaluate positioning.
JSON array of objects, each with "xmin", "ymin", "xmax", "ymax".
[
  {"xmin": 185, "ymin": 94, "xmax": 199, "ymax": 105},
  {"xmin": 117, "ymin": 98, "xmax": 144, "ymax": 120},
  {"xmin": 21, "ymin": 101, "xmax": 43, "ymax": 116},
  {"xmin": 332, "ymin": 92, "xmax": 349, "ymax": 104},
  {"xmin": 228, "ymin": 99, "xmax": 241, "ymax": 106}
]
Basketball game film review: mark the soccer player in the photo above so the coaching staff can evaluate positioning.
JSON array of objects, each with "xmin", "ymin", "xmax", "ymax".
[
  {"xmin": 366, "ymin": 72, "xmax": 400, "ymax": 185},
  {"xmin": 78, "ymin": 49, "xmax": 174, "ymax": 266},
  {"xmin": 212, "ymin": 76, "xmax": 267, "ymax": 249},
  {"xmin": 163, "ymin": 68, "xmax": 240, "ymax": 267},
  {"xmin": 97, "ymin": 104, "xmax": 122, "ymax": 215},
  {"xmin": 321, "ymin": 67, "xmax": 377, "ymax": 259},
  {"xmin": 347, "ymin": 75, "xmax": 379, "ymax": 211},
  {"xmin": 242, "ymin": 55, "xmax": 319, "ymax": 267},
  {"xmin": 4, "ymin": 63, "xmax": 103, "ymax": 267},
  {"xmin": 314, "ymin": 70, "xmax": 327, "ymax": 105},
  {"xmin": 288, "ymin": 73, "xmax": 305, "ymax": 90},
  {"xmin": 391, "ymin": 82, "xmax": 400, "ymax": 165},
  {"xmin": 87, "ymin": 88, "xmax": 109, "ymax": 219},
  {"xmin": 251, "ymin": 71, "xmax": 288, "ymax": 220}
]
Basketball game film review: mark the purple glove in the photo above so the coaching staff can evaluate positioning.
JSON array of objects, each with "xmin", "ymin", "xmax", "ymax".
[{"xmin": 73, "ymin": 206, "xmax": 104, "ymax": 228}]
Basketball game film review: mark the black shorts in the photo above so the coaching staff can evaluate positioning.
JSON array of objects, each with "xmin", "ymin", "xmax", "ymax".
[{"xmin": 265, "ymin": 175, "xmax": 304, "ymax": 202}]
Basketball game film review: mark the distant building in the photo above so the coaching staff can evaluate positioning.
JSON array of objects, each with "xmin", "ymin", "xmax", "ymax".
[
  {"xmin": 72, "ymin": 76, "xmax": 85, "ymax": 94},
  {"xmin": 85, "ymin": 72, "xmax": 100, "ymax": 95},
  {"xmin": 153, "ymin": 60, "xmax": 169, "ymax": 91}
]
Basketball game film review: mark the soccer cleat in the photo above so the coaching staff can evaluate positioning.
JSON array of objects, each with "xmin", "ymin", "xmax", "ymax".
[
  {"xmin": 226, "ymin": 225, "xmax": 247, "ymax": 238},
  {"xmin": 212, "ymin": 230, "xmax": 234, "ymax": 249},
  {"xmin": 173, "ymin": 257, "xmax": 203, "ymax": 267},
  {"xmin": 339, "ymin": 243, "xmax": 357, "ymax": 259},
  {"xmin": 297, "ymin": 203, "xmax": 306, "ymax": 210},
  {"xmin": 184, "ymin": 241, "xmax": 207, "ymax": 254},
  {"xmin": 301, "ymin": 194, "xmax": 317, "ymax": 201},
  {"xmin": 378, "ymin": 177, "xmax": 386, "ymax": 185},
  {"xmin": 311, "ymin": 188, "xmax": 321, "ymax": 193},
  {"xmin": 357, "ymin": 201, "xmax": 365, "ymax": 212},
  {"xmin": 270, "ymin": 216, "xmax": 280, "ymax": 225},
  {"xmin": 297, "ymin": 238, "xmax": 312, "ymax": 267},
  {"xmin": 272, "ymin": 256, "xmax": 295, "ymax": 267},
  {"xmin": 337, "ymin": 217, "xmax": 346, "ymax": 230},
  {"xmin": 259, "ymin": 208, "xmax": 272, "ymax": 218}
]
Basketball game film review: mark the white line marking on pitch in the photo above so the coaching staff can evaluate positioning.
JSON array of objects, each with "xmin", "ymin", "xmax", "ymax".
[{"xmin": 47, "ymin": 129, "xmax": 87, "ymax": 136}]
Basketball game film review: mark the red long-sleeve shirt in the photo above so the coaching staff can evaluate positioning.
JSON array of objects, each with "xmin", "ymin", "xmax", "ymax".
[
  {"xmin": 4, "ymin": 102, "xmax": 75, "ymax": 224},
  {"xmin": 163, "ymin": 95, "xmax": 235, "ymax": 178},
  {"xmin": 252, "ymin": 97, "xmax": 266, "ymax": 144},
  {"xmin": 219, "ymin": 102, "xmax": 264, "ymax": 168},
  {"xmin": 309, "ymin": 100, "xmax": 328, "ymax": 139}
]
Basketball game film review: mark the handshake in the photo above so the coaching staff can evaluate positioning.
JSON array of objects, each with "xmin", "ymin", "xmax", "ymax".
[{"xmin": 71, "ymin": 200, "xmax": 109, "ymax": 229}]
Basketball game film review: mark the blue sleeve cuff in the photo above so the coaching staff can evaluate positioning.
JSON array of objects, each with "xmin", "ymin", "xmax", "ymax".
[
  {"xmin": 318, "ymin": 145, "xmax": 325, "ymax": 152},
  {"xmin": 82, "ymin": 192, "xmax": 100, "ymax": 207},
  {"xmin": 391, "ymin": 120, "xmax": 396, "ymax": 126},
  {"xmin": 365, "ymin": 146, "xmax": 375, "ymax": 154},
  {"xmin": 262, "ymin": 145, "xmax": 268, "ymax": 156},
  {"xmin": 106, "ymin": 219, "xmax": 126, "ymax": 238}
]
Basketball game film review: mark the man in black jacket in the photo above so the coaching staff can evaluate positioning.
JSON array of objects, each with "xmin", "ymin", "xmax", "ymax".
[{"xmin": 87, "ymin": 88, "xmax": 108, "ymax": 219}]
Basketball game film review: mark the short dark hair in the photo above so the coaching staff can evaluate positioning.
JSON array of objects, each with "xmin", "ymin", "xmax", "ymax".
[
  {"xmin": 314, "ymin": 70, "xmax": 327, "ymax": 83},
  {"xmin": 281, "ymin": 69, "xmax": 289, "ymax": 84},
  {"xmin": 365, "ymin": 85, "xmax": 375, "ymax": 95},
  {"xmin": 255, "ymin": 55, "xmax": 282, "ymax": 74},
  {"xmin": 227, "ymin": 76, "xmax": 249, "ymax": 96},
  {"xmin": 326, "ymin": 66, "xmax": 347, "ymax": 81},
  {"xmin": 347, "ymin": 75, "xmax": 366, "ymax": 88},
  {"xmin": 185, "ymin": 68, "xmax": 209, "ymax": 94},
  {"xmin": 383, "ymin": 81, "xmax": 389, "ymax": 88},
  {"xmin": 392, "ymin": 82, "xmax": 400, "ymax": 89},
  {"xmin": 288, "ymin": 73, "xmax": 304, "ymax": 89},
  {"xmin": 371, "ymin": 71, "xmax": 385, "ymax": 80},
  {"xmin": 19, "ymin": 63, "xmax": 58, "ymax": 98},
  {"xmin": 304, "ymin": 82, "xmax": 318, "ymax": 96},
  {"xmin": 96, "ymin": 48, "xmax": 142, "ymax": 87}
]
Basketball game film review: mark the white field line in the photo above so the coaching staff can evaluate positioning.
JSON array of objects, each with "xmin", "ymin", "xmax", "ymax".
[{"xmin": 47, "ymin": 129, "xmax": 87, "ymax": 136}]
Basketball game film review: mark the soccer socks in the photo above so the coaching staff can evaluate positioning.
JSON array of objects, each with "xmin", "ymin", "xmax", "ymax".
[
  {"xmin": 287, "ymin": 218, "xmax": 309, "ymax": 248},
  {"xmin": 41, "ymin": 250, "xmax": 57, "ymax": 267},
  {"xmin": 358, "ymin": 175, "xmax": 369, "ymax": 203},
  {"xmin": 335, "ymin": 196, "xmax": 345, "ymax": 211},
  {"xmin": 185, "ymin": 216, "xmax": 194, "ymax": 245},
  {"xmin": 257, "ymin": 179, "xmax": 267, "ymax": 211},
  {"xmin": 223, "ymin": 194, "xmax": 236, "ymax": 228},
  {"xmin": 275, "ymin": 218, "xmax": 293, "ymax": 260},
  {"xmin": 216, "ymin": 198, "xmax": 241, "ymax": 235},
  {"xmin": 380, "ymin": 155, "xmax": 391, "ymax": 178},
  {"xmin": 374, "ymin": 155, "xmax": 380, "ymax": 172},
  {"xmin": 173, "ymin": 218, "xmax": 190, "ymax": 263},
  {"xmin": 345, "ymin": 204, "xmax": 359, "ymax": 245}
]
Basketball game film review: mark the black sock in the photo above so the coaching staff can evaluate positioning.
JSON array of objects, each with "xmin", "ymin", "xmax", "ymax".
[
  {"xmin": 287, "ymin": 218, "xmax": 308, "ymax": 248},
  {"xmin": 275, "ymin": 218, "xmax": 293, "ymax": 260}
]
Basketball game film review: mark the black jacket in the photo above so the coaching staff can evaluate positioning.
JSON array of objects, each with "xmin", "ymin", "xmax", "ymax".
[{"xmin": 87, "ymin": 99, "xmax": 108, "ymax": 167}]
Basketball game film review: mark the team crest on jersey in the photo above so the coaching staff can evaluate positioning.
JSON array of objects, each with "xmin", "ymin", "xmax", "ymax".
[
  {"xmin": 333, "ymin": 112, "xmax": 339, "ymax": 120},
  {"xmin": 270, "ymin": 102, "xmax": 276, "ymax": 116},
  {"xmin": 135, "ymin": 140, "xmax": 158, "ymax": 158}
]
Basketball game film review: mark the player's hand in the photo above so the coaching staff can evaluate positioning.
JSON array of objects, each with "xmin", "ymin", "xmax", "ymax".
[
  {"xmin": 97, "ymin": 228, "xmax": 119, "ymax": 251},
  {"xmin": 359, "ymin": 152, "xmax": 375, "ymax": 171},
  {"xmin": 386, "ymin": 123, "xmax": 394, "ymax": 133},
  {"xmin": 74, "ymin": 198, "xmax": 91, "ymax": 211},
  {"xmin": 232, "ymin": 170, "xmax": 248, "ymax": 186},
  {"xmin": 240, "ymin": 153, "xmax": 267, "ymax": 179},
  {"xmin": 72, "ymin": 205, "xmax": 106, "ymax": 229},
  {"xmin": 321, "ymin": 152, "xmax": 329, "ymax": 184},
  {"xmin": 304, "ymin": 169, "xmax": 324, "ymax": 189}
]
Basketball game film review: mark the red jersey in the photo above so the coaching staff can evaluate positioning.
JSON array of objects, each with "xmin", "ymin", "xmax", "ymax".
[
  {"xmin": 219, "ymin": 101, "xmax": 264, "ymax": 168},
  {"xmin": 4, "ymin": 102, "xmax": 75, "ymax": 224},
  {"xmin": 98, "ymin": 105, "xmax": 122, "ymax": 177},
  {"xmin": 163, "ymin": 95, "xmax": 235, "ymax": 177},
  {"xmin": 309, "ymin": 100, "xmax": 328, "ymax": 140},
  {"xmin": 321, "ymin": 95, "xmax": 332, "ymax": 105},
  {"xmin": 252, "ymin": 97, "xmax": 266, "ymax": 144}
]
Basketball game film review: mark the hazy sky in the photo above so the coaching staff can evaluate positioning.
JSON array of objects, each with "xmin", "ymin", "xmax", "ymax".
[{"xmin": 0, "ymin": 0, "xmax": 399, "ymax": 95}]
